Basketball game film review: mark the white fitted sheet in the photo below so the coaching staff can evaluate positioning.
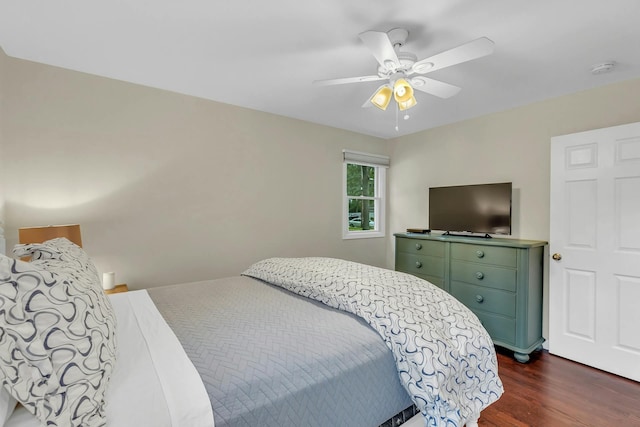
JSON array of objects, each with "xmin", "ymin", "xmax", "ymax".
[{"xmin": 5, "ymin": 290, "xmax": 214, "ymax": 427}]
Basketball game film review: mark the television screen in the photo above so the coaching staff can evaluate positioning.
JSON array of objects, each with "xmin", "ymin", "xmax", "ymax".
[{"xmin": 429, "ymin": 182, "xmax": 512, "ymax": 235}]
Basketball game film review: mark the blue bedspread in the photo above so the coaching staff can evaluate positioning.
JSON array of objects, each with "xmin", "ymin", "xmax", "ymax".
[{"xmin": 242, "ymin": 257, "xmax": 504, "ymax": 427}]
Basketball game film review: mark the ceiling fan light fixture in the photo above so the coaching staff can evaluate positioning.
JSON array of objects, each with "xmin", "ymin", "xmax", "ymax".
[
  {"xmin": 397, "ymin": 95, "xmax": 417, "ymax": 111},
  {"xmin": 393, "ymin": 79, "xmax": 414, "ymax": 103},
  {"xmin": 370, "ymin": 85, "xmax": 393, "ymax": 110}
]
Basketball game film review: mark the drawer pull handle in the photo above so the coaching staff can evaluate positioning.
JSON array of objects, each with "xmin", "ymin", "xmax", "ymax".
[
  {"xmin": 476, "ymin": 250, "xmax": 484, "ymax": 258},
  {"xmin": 415, "ymin": 261, "xmax": 422, "ymax": 268},
  {"xmin": 476, "ymin": 295, "xmax": 484, "ymax": 303},
  {"xmin": 415, "ymin": 243, "xmax": 422, "ymax": 250},
  {"xmin": 475, "ymin": 272, "xmax": 484, "ymax": 280}
]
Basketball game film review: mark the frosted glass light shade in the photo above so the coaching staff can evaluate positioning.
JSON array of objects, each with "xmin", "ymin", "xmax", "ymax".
[
  {"xmin": 398, "ymin": 96, "xmax": 417, "ymax": 111},
  {"xmin": 370, "ymin": 85, "xmax": 392, "ymax": 110},
  {"xmin": 393, "ymin": 79, "xmax": 414, "ymax": 103}
]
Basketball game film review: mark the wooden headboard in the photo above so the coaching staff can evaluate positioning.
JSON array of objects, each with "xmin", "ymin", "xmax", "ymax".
[{"xmin": 18, "ymin": 224, "xmax": 83, "ymax": 247}]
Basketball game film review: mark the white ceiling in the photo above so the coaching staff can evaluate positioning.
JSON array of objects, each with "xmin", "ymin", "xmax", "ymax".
[{"xmin": 1, "ymin": 1, "xmax": 639, "ymax": 139}]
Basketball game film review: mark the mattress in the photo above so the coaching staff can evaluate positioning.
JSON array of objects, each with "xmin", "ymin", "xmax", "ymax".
[{"xmin": 147, "ymin": 276, "xmax": 414, "ymax": 427}]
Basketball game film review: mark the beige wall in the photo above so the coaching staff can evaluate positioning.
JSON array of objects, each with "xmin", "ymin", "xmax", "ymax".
[{"xmin": 1, "ymin": 52, "xmax": 388, "ymax": 288}]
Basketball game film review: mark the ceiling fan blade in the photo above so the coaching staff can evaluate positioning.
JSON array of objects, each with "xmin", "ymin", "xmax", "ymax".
[
  {"xmin": 313, "ymin": 75, "xmax": 384, "ymax": 86},
  {"xmin": 358, "ymin": 30, "xmax": 400, "ymax": 69},
  {"xmin": 412, "ymin": 37, "xmax": 495, "ymax": 74},
  {"xmin": 410, "ymin": 76, "xmax": 461, "ymax": 98}
]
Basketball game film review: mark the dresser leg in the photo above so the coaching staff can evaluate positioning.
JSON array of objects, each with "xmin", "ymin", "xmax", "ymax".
[{"xmin": 514, "ymin": 352, "xmax": 530, "ymax": 363}]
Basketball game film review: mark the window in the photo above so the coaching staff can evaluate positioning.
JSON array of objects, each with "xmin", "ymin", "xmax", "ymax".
[{"xmin": 343, "ymin": 150, "xmax": 388, "ymax": 239}]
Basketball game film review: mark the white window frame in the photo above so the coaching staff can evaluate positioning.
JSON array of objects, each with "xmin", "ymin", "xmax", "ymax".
[{"xmin": 342, "ymin": 150, "xmax": 388, "ymax": 239}]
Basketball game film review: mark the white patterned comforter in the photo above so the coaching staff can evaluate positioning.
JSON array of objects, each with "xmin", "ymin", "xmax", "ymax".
[{"xmin": 242, "ymin": 257, "xmax": 504, "ymax": 427}]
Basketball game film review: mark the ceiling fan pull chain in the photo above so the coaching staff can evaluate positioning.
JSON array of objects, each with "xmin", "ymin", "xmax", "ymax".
[{"xmin": 395, "ymin": 104, "xmax": 399, "ymax": 132}]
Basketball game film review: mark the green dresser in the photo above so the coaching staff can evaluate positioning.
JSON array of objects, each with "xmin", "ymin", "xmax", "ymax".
[{"xmin": 395, "ymin": 233, "xmax": 546, "ymax": 362}]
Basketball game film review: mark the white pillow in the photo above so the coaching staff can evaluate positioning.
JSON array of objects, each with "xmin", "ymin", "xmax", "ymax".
[
  {"xmin": 0, "ymin": 389, "xmax": 16, "ymax": 426},
  {"xmin": 0, "ymin": 253, "xmax": 117, "ymax": 426}
]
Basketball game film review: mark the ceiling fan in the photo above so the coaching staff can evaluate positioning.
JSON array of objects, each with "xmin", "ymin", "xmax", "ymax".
[{"xmin": 313, "ymin": 28, "xmax": 495, "ymax": 112}]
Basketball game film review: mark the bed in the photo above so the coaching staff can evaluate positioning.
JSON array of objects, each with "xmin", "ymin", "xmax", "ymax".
[{"xmin": 0, "ymin": 239, "xmax": 503, "ymax": 427}]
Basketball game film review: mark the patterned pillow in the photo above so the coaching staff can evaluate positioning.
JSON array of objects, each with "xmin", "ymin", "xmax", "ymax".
[
  {"xmin": 12, "ymin": 238, "xmax": 115, "ymax": 358},
  {"xmin": 0, "ymin": 253, "xmax": 117, "ymax": 427},
  {"xmin": 13, "ymin": 238, "xmax": 101, "ymax": 288}
]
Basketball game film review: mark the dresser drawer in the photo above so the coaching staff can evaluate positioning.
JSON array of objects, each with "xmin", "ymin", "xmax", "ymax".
[
  {"xmin": 396, "ymin": 253, "xmax": 445, "ymax": 280},
  {"xmin": 474, "ymin": 311, "xmax": 516, "ymax": 345},
  {"xmin": 450, "ymin": 260, "xmax": 517, "ymax": 292},
  {"xmin": 396, "ymin": 237, "xmax": 444, "ymax": 257},
  {"xmin": 450, "ymin": 281, "xmax": 516, "ymax": 318},
  {"xmin": 451, "ymin": 243, "xmax": 517, "ymax": 268}
]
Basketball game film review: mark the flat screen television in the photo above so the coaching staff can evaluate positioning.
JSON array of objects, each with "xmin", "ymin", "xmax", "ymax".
[{"xmin": 428, "ymin": 182, "xmax": 512, "ymax": 236}]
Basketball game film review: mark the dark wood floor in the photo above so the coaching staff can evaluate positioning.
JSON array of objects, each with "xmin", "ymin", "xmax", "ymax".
[{"xmin": 478, "ymin": 348, "xmax": 640, "ymax": 426}]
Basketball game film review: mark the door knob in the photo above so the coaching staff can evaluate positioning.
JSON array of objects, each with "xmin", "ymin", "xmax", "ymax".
[{"xmin": 552, "ymin": 253, "xmax": 562, "ymax": 261}]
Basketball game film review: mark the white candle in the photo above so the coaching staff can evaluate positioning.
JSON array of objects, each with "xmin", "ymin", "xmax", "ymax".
[{"xmin": 102, "ymin": 272, "xmax": 116, "ymax": 290}]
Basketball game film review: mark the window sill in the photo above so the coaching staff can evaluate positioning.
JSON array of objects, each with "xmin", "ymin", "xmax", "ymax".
[{"xmin": 343, "ymin": 230, "xmax": 385, "ymax": 240}]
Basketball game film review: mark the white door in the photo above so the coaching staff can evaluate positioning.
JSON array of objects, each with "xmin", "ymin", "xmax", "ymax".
[{"xmin": 549, "ymin": 121, "xmax": 640, "ymax": 382}]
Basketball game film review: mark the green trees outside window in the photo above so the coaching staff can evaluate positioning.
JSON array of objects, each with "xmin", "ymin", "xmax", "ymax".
[{"xmin": 346, "ymin": 164, "xmax": 376, "ymax": 231}]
